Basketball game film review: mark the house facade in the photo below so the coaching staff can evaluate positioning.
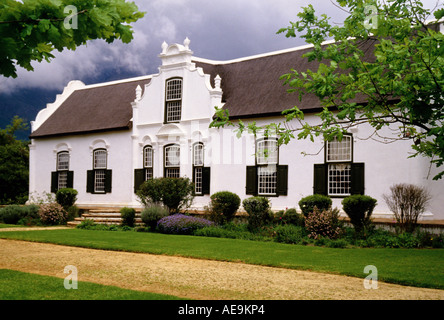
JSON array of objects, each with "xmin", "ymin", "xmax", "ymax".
[{"xmin": 29, "ymin": 38, "xmax": 444, "ymax": 220}]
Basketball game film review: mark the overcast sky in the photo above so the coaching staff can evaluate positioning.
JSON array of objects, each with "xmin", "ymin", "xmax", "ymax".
[{"xmin": 0, "ymin": 0, "xmax": 442, "ymax": 94}]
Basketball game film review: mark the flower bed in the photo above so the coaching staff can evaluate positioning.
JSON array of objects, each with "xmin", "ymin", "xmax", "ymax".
[{"xmin": 157, "ymin": 214, "xmax": 214, "ymax": 235}]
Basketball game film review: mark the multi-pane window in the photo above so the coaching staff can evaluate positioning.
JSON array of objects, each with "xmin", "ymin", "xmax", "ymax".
[
  {"xmin": 57, "ymin": 152, "xmax": 69, "ymax": 190},
  {"xmin": 93, "ymin": 149, "xmax": 107, "ymax": 193},
  {"xmin": 165, "ymin": 144, "xmax": 180, "ymax": 178},
  {"xmin": 256, "ymin": 138, "xmax": 278, "ymax": 195},
  {"xmin": 165, "ymin": 78, "xmax": 182, "ymax": 123},
  {"xmin": 326, "ymin": 136, "xmax": 352, "ymax": 196},
  {"xmin": 144, "ymin": 146, "xmax": 153, "ymax": 180},
  {"xmin": 193, "ymin": 143, "xmax": 204, "ymax": 195},
  {"xmin": 246, "ymin": 137, "xmax": 288, "ymax": 197}
]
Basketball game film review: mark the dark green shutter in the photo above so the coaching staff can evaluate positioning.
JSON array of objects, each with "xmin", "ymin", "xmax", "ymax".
[
  {"xmin": 67, "ymin": 171, "xmax": 74, "ymax": 189},
  {"xmin": 313, "ymin": 164, "xmax": 327, "ymax": 195},
  {"xmin": 276, "ymin": 165, "xmax": 288, "ymax": 196},
  {"xmin": 351, "ymin": 163, "xmax": 365, "ymax": 195},
  {"xmin": 51, "ymin": 172, "xmax": 58, "ymax": 193},
  {"xmin": 134, "ymin": 169, "xmax": 145, "ymax": 193},
  {"xmin": 246, "ymin": 166, "xmax": 257, "ymax": 195},
  {"xmin": 86, "ymin": 170, "xmax": 94, "ymax": 193},
  {"xmin": 202, "ymin": 167, "xmax": 211, "ymax": 195},
  {"xmin": 105, "ymin": 170, "xmax": 112, "ymax": 193}
]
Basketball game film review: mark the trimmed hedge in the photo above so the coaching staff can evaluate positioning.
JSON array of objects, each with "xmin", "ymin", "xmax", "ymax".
[
  {"xmin": 298, "ymin": 194, "xmax": 332, "ymax": 216},
  {"xmin": 157, "ymin": 214, "xmax": 214, "ymax": 235}
]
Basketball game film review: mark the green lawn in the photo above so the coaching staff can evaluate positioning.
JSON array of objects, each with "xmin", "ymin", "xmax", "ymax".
[
  {"xmin": 1, "ymin": 228, "xmax": 443, "ymax": 290},
  {"xmin": 0, "ymin": 269, "xmax": 184, "ymax": 300}
]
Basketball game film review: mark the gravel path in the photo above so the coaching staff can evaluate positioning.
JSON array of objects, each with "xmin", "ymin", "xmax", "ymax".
[{"xmin": 0, "ymin": 237, "xmax": 443, "ymax": 300}]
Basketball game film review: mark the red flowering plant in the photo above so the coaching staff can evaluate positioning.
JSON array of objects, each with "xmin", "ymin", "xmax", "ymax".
[
  {"xmin": 38, "ymin": 202, "xmax": 68, "ymax": 225},
  {"xmin": 304, "ymin": 207, "xmax": 343, "ymax": 240}
]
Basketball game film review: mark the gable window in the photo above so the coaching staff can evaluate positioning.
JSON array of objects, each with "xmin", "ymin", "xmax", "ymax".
[
  {"xmin": 51, "ymin": 151, "xmax": 73, "ymax": 193},
  {"xmin": 164, "ymin": 144, "xmax": 180, "ymax": 178},
  {"xmin": 246, "ymin": 138, "xmax": 288, "ymax": 197},
  {"xmin": 87, "ymin": 149, "xmax": 112, "ymax": 194},
  {"xmin": 165, "ymin": 78, "xmax": 182, "ymax": 123},
  {"xmin": 192, "ymin": 142, "xmax": 210, "ymax": 196},
  {"xmin": 314, "ymin": 134, "xmax": 365, "ymax": 196}
]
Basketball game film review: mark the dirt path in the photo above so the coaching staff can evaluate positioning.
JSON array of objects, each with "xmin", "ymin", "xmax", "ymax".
[{"xmin": 0, "ymin": 237, "xmax": 443, "ymax": 300}]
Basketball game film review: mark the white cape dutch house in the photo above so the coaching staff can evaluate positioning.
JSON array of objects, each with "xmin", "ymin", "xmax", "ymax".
[{"xmin": 29, "ymin": 38, "xmax": 444, "ymax": 220}]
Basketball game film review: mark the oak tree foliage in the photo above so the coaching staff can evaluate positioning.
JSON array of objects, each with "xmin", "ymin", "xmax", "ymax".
[
  {"xmin": 211, "ymin": 0, "xmax": 444, "ymax": 180},
  {"xmin": 0, "ymin": 0, "xmax": 145, "ymax": 78}
]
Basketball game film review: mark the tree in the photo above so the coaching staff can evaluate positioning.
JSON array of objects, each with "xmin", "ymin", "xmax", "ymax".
[
  {"xmin": 0, "ymin": 0, "xmax": 145, "ymax": 78},
  {"xmin": 210, "ymin": 0, "xmax": 444, "ymax": 180},
  {"xmin": 0, "ymin": 116, "xmax": 30, "ymax": 204}
]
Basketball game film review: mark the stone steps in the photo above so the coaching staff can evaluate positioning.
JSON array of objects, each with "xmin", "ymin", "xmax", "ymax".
[{"xmin": 67, "ymin": 208, "xmax": 143, "ymax": 227}]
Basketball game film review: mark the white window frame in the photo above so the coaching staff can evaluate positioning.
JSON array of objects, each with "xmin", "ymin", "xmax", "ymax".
[
  {"xmin": 326, "ymin": 135, "xmax": 352, "ymax": 196},
  {"xmin": 144, "ymin": 146, "xmax": 153, "ymax": 181},
  {"xmin": 256, "ymin": 138, "xmax": 278, "ymax": 196},
  {"xmin": 165, "ymin": 144, "xmax": 180, "ymax": 178},
  {"xmin": 57, "ymin": 151, "xmax": 69, "ymax": 190},
  {"xmin": 193, "ymin": 143, "xmax": 204, "ymax": 195},
  {"xmin": 93, "ymin": 149, "xmax": 107, "ymax": 193},
  {"xmin": 165, "ymin": 78, "xmax": 182, "ymax": 123}
]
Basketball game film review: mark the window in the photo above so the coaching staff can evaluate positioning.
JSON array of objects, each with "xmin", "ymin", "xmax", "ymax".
[
  {"xmin": 87, "ymin": 149, "xmax": 112, "ymax": 194},
  {"xmin": 165, "ymin": 144, "xmax": 180, "ymax": 178},
  {"xmin": 193, "ymin": 143, "xmax": 204, "ymax": 195},
  {"xmin": 326, "ymin": 136, "xmax": 352, "ymax": 196},
  {"xmin": 144, "ymin": 146, "xmax": 153, "ymax": 180},
  {"xmin": 134, "ymin": 145, "xmax": 154, "ymax": 193},
  {"xmin": 165, "ymin": 78, "xmax": 182, "ymax": 123},
  {"xmin": 313, "ymin": 134, "xmax": 365, "ymax": 196},
  {"xmin": 51, "ymin": 151, "xmax": 73, "ymax": 193},
  {"xmin": 246, "ymin": 138, "xmax": 288, "ymax": 197}
]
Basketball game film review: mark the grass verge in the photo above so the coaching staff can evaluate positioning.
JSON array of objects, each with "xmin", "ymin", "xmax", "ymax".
[
  {"xmin": 0, "ymin": 228, "xmax": 443, "ymax": 289},
  {"xmin": 0, "ymin": 269, "xmax": 185, "ymax": 300}
]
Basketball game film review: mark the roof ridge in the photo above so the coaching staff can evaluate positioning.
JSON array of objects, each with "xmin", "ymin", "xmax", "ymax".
[
  {"xmin": 80, "ymin": 74, "xmax": 153, "ymax": 90},
  {"xmin": 192, "ymin": 39, "xmax": 336, "ymax": 65}
]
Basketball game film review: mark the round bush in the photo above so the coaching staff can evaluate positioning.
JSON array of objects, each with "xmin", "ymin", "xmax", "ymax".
[
  {"xmin": 242, "ymin": 197, "xmax": 272, "ymax": 231},
  {"xmin": 56, "ymin": 188, "xmax": 78, "ymax": 209},
  {"xmin": 157, "ymin": 214, "xmax": 214, "ymax": 235},
  {"xmin": 304, "ymin": 207, "xmax": 343, "ymax": 240},
  {"xmin": 342, "ymin": 195, "xmax": 377, "ymax": 232},
  {"xmin": 141, "ymin": 205, "xmax": 169, "ymax": 230},
  {"xmin": 38, "ymin": 203, "xmax": 67, "ymax": 225},
  {"xmin": 298, "ymin": 194, "xmax": 332, "ymax": 216},
  {"xmin": 209, "ymin": 191, "xmax": 241, "ymax": 224}
]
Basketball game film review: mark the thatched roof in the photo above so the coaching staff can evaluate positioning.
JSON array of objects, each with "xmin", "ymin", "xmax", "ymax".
[
  {"xmin": 30, "ymin": 39, "xmax": 377, "ymax": 138},
  {"xmin": 30, "ymin": 78, "xmax": 150, "ymax": 138}
]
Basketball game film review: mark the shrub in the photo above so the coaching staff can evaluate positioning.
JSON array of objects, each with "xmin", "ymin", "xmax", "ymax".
[
  {"xmin": 136, "ymin": 177, "xmax": 195, "ymax": 214},
  {"xmin": 55, "ymin": 188, "xmax": 78, "ymax": 210},
  {"xmin": 342, "ymin": 195, "xmax": 377, "ymax": 233},
  {"xmin": 120, "ymin": 207, "xmax": 136, "ymax": 227},
  {"xmin": 298, "ymin": 194, "xmax": 332, "ymax": 217},
  {"xmin": 157, "ymin": 214, "xmax": 214, "ymax": 235},
  {"xmin": 66, "ymin": 205, "xmax": 80, "ymax": 222},
  {"xmin": 208, "ymin": 191, "xmax": 241, "ymax": 224},
  {"xmin": 276, "ymin": 208, "xmax": 304, "ymax": 226},
  {"xmin": 141, "ymin": 205, "xmax": 169, "ymax": 230},
  {"xmin": 18, "ymin": 204, "xmax": 41, "ymax": 226},
  {"xmin": 242, "ymin": 197, "xmax": 273, "ymax": 231},
  {"xmin": 76, "ymin": 219, "xmax": 97, "ymax": 229},
  {"xmin": 38, "ymin": 202, "xmax": 67, "ymax": 225},
  {"xmin": 273, "ymin": 224, "xmax": 306, "ymax": 244},
  {"xmin": 383, "ymin": 183, "xmax": 431, "ymax": 233},
  {"xmin": 305, "ymin": 207, "xmax": 343, "ymax": 240}
]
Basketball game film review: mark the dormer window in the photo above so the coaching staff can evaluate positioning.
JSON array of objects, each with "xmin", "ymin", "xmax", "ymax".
[{"xmin": 165, "ymin": 78, "xmax": 182, "ymax": 123}]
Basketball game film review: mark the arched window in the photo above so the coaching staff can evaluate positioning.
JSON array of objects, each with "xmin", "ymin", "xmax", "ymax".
[
  {"xmin": 87, "ymin": 148, "xmax": 112, "ymax": 194},
  {"xmin": 165, "ymin": 78, "xmax": 182, "ymax": 123},
  {"xmin": 143, "ymin": 145, "xmax": 153, "ymax": 180},
  {"xmin": 51, "ymin": 151, "xmax": 73, "ymax": 193},
  {"xmin": 164, "ymin": 144, "xmax": 180, "ymax": 178},
  {"xmin": 193, "ymin": 143, "xmax": 204, "ymax": 194}
]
